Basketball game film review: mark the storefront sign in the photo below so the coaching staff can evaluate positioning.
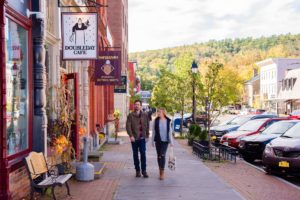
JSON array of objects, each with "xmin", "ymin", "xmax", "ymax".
[
  {"xmin": 62, "ymin": 13, "xmax": 98, "ymax": 60},
  {"xmin": 114, "ymin": 76, "xmax": 127, "ymax": 93},
  {"xmin": 95, "ymin": 51, "xmax": 121, "ymax": 85}
]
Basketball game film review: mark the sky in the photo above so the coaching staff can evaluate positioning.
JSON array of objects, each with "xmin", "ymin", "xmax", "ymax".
[{"xmin": 128, "ymin": 0, "xmax": 300, "ymax": 52}]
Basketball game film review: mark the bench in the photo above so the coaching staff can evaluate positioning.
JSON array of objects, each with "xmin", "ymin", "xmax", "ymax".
[{"xmin": 25, "ymin": 152, "xmax": 72, "ymax": 200}]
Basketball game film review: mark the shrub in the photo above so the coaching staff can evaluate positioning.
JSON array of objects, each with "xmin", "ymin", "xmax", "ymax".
[
  {"xmin": 199, "ymin": 130, "xmax": 208, "ymax": 141},
  {"xmin": 189, "ymin": 124, "xmax": 201, "ymax": 137},
  {"xmin": 187, "ymin": 124, "xmax": 202, "ymax": 146}
]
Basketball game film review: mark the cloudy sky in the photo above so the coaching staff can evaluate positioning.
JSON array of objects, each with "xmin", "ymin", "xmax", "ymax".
[{"xmin": 128, "ymin": 0, "xmax": 300, "ymax": 52}]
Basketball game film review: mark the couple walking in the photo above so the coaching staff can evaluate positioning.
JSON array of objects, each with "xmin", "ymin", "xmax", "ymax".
[{"xmin": 126, "ymin": 100, "xmax": 174, "ymax": 180}]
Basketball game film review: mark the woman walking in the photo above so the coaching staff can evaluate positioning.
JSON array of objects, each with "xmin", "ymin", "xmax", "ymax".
[{"xmin": 152, "ymin": 108, "xmax": 174, "ymax": 180}]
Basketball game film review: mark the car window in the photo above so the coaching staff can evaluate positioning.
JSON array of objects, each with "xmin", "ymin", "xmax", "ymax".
[
  {"xmin": 264, "ymin": 120, "xmax": 277, "ymax": 128},
  {"xmin": 237, "ymin": 120, "xmax": 266, "ymax": 132},
  {"xmin": 281, "ymin": 122, "xmax": 300, "ymax": 139},
  {"xmin": 219, "ymin": 116, "xmax": 237, "ymax": 125},
  {"xmin": 227, "ymin": 116, "xmax": 251, "ymax": 125},
  {"xmin": 262, "ymin": 121, "xmax": 297, "ymax": 135}
]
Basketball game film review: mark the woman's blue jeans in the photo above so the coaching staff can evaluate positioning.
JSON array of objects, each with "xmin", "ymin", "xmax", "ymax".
[{"xmin": 155, "ymin": 141, "xmax": 169, "ymax": 170}]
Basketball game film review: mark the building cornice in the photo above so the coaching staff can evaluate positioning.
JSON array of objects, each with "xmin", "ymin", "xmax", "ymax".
[{"xmin": 256, "ymin": 58, "xmax": 275, "ymax": 67}]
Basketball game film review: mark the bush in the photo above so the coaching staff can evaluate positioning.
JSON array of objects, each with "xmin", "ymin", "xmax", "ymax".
[
  {"xmin": 199, "ymin": 130, "xmax": 208, "ymax": 141},
  {"xmin": 189, "ymin": 124, "xmax": 201, "ymax": 137},
  {"xmin": 187, "ymin": 124, "xmax": 202, "ymax": 146}
]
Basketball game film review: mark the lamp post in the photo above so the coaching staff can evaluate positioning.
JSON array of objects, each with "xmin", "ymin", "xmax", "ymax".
[{"xmin": 191, "ymin": 60, "xmax": 198, "ymax": 124}]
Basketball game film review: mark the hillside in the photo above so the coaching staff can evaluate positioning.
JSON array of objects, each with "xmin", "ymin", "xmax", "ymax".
[{"xmin": 129, "ymin": 34, "xmax": 300, "ymax": 91}]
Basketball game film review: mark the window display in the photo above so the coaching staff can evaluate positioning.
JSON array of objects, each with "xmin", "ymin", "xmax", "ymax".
[{"xmin": 5, "ymin": 17, "xmax": 29, "ymax": 156}]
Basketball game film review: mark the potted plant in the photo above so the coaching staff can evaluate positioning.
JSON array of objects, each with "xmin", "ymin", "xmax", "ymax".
[
  {"xmin": 113, "ymin": 109, "xmax": 121, "ymax": 141},
  {"xmin": 47, "ymin": 75, "xmax": 76, "ymax": 174}
]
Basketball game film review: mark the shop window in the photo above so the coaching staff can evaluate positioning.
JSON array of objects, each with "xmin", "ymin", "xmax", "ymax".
[
  {"xmin": 292, "ymin": 78, "xmax": 297, "ymax": 88},
  {"xmin": 5, "ymin": 18, "xmax": 29, "ymax": 156},
  {"xmin": 7, "ymin": 0, "xmax": 29, "ymax": 16}
]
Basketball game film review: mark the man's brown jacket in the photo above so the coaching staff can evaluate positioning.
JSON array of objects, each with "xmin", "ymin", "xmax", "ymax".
[{"xmin": 126, "ymin": 111, "xmax": 150, "ymax": 139}]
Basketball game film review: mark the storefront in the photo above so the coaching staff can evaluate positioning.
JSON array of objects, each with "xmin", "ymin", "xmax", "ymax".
[{"xmin": 0, "ymin": 0, "xmax": 33, "ymax": 199}]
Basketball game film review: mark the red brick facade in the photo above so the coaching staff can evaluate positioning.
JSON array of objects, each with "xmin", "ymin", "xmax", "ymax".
[
  {"xmin": 107, "ymin": 0, "xmax": 128, "ymax": 74},
  {"xmin": 9, "ymin": 166, "xmax": 30, "ymax": 200},
  {"xmin": 89, "ymin": 0, "xmax": 115, "ymax": 133}
]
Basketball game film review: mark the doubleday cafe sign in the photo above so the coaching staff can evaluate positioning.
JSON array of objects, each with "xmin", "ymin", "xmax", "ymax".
[{"xmin": 62, "ymin": 13, "xmax": 98, "ymax": 60}]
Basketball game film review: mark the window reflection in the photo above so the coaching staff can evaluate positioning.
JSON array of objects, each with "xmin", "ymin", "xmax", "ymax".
[{"xmin": 5, "ymin": 18, "xmax": 28, "ymax": 156}]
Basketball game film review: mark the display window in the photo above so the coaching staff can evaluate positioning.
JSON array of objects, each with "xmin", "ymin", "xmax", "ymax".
[{"xmin": 5, "ymin": 17, "xmax": 29, "ymax": 156}]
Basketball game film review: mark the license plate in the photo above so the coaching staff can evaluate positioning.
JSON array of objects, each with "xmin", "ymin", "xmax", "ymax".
[
  {"xmin": 223, "ymin": 142, "xmax": 229, "ymax": 146},
  {"xmin": 279, "ymin": 161, "xmax": 290, "ymax": 168},
  {"xmin": 211, "ymin": 136, "xmax": 217, "ymax": 140}
]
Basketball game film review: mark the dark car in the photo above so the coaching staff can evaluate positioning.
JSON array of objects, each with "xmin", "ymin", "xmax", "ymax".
[
  {"xmin": 239, "ymin": 120, "xmax": 299, "ymax": 162},
  {"xmin": 183, "ymin": 112, "xmax": 208, "ymax": 127},
  {"xmin": 220, "ymin": 118, "xmax": 288, "ymax": 148},
  {"xmin": 262, "ymin": 122, "xmax": 300, "ymax": 176},
  {"xmin": 210, "ymin": 114, "xmax": 278, "ymax": 143}
]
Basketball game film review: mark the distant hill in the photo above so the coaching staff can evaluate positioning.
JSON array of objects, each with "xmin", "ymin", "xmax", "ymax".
[{"xmin": 129, "ymin": 34, "xmax": 300, "ymax": 91}]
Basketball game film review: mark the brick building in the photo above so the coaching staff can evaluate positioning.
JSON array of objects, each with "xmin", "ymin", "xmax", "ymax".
[
  {"xmin": 0, "ymin": 0, "xmax": 113, "ymax": 199},
  {"xmin": 107, "ymin": 0, "xmax": 129, "ymax": 128}
]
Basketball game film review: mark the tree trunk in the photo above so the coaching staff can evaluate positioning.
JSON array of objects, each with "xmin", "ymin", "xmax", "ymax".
[{"xmin": 180, "ymin": 98, "xmax": 184, "ymax": 137}]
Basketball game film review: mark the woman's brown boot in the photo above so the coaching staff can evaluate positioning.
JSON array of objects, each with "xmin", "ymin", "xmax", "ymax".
[{"xmin": 159, "ymin": 169, "xmax": 164, "ymax": 180}]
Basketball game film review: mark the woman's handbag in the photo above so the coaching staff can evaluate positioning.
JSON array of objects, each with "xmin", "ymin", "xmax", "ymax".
[{"xmin": 168, "ymin": 147, "xmax": 176, "ymax": 171}]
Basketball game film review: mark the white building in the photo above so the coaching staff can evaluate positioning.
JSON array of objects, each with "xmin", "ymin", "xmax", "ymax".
[
  {"xmin": 257, "ymin": 58, "xmax": 300, "ymax": 112},
  {"xmin": 277, "ymin": 68, "xmax": 300, "ymax": 114}
]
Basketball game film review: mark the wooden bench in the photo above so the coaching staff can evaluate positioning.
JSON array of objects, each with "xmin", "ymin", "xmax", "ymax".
[{"xmin": 25, "ymin": 152, "xmax": 72, "ymax": 200}]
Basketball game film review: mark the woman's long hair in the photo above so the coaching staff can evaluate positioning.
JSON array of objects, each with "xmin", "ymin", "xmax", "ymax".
[{"xmin": 157, "ymin": 108, "xmax": 168, "ymax": 119}]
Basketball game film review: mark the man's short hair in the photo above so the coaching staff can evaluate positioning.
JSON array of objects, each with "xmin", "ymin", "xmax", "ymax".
[{"xmin": 134, "ymin": 99, "xmax": 142, "ymax": 105}]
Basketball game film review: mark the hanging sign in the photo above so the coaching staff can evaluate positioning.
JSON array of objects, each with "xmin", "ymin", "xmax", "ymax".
[
  {"xmin": 62, "ymin": 12, "xmax": 98, "ymax": 60},
  {"xmin": 95, "ymin": 51, "xmax": 121, "ymax": 85},
  {"xmin": 114, "ymin": 76, "xmax": 127, "ymax": 93}
]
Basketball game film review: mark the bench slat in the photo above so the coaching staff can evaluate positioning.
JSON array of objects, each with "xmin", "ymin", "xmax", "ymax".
[{"xmin": 38, "ymin": 174, "xmax": 72, "ymax": 186}]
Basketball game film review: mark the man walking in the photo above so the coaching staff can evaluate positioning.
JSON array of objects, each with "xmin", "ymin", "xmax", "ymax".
[{"xmin": 126, "ymin": 100, "xmax": 150, "ymax": 178}]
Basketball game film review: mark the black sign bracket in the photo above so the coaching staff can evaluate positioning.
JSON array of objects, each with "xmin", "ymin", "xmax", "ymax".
[{"xmin": 58, "ymin": 0, "xmax": 108, "ymax": 8}]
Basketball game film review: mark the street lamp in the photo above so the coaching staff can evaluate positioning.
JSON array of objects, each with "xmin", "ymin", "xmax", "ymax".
[{"xmin": 191, "ymin": 60, "xmax": 198, "ymax": 123}]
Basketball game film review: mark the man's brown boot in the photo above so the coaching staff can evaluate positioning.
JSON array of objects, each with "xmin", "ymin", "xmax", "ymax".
[
  {"xmin": 142, "ymin": 171, "xmax": 149, "ymax": 178},
  {"xmin": 136, "ymin": 171, "xmax": 141, "ymax": 177}
]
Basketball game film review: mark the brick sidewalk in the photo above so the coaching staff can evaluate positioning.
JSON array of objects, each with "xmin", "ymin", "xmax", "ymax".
[
  {"xmin": 36, "ymin": 133, "xmax": 243, "ymax": 200},
  {"xmin": 35, "ymin": 135, "xmax": 129, "ymax": 200},
  {"xmin": 177, "ymin": 139, "xmax": 300, "ymax": 200}
]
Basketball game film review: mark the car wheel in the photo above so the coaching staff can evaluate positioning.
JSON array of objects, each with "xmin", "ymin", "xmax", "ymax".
[
  {"xmin": 264, "ymin": 166, "xmax": 273, "ymax": 175},
  {"xmin": 243, "ymin": 156, "xmax": 255, "ymax": 163}
]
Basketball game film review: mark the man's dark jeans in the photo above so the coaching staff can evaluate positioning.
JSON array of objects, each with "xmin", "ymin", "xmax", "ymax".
[
  {"xmin": 155, "ymin": 141, "xmax": 169, "ymax": 170},
  {"xmin": 131, "ymin": 139, "xmax": 146, "ymax": 172}
]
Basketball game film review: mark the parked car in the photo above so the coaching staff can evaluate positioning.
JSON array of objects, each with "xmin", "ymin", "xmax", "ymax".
[
  {"xmin": 220, "ymin": 118, "xmax": 288, "ymax": 148},
  {"xmin": 289, "ymin": 110, "xmax": 300, "ymax": 119},
  {"xmin": 248, "ymin": 109, "xmax": 267, "ymax": 115},
  {"xmin": 210, "ymin": 114, "xmax": 278, "ymax": 143},
  {"xmin": 262, "ymin": 122, "xmax": 300, "ymax": 176},
  {"xmin": 239, "ymin": 120, "xmax": 299, "ymax": 162},
  {"xmin": 227, "ymin": 106, "xmax": 240, "ymax": 115},
  {"xmin": 182, "ymin": 112, "xmax": 208, "ymax": 127}
]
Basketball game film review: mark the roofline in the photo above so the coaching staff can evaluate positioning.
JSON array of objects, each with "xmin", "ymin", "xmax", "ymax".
[{"xmin": 256, "ymin": 58, "xmax": 300, "ymax": 67}]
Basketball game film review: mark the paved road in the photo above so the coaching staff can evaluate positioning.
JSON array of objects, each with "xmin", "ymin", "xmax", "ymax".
[{"xmin": 104, "ymin": 138, "xmax": 244, "ymax": 200}]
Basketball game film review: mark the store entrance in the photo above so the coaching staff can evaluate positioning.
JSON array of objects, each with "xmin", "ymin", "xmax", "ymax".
[{"xmin": 65, "ymin": 73, "xmax": 80, "ymax": 159}]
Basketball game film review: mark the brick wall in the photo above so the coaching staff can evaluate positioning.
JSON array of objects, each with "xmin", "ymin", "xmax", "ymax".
[{"xmin": 9, "ymin": 166, "xmax": 31, "ymax": 200}]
